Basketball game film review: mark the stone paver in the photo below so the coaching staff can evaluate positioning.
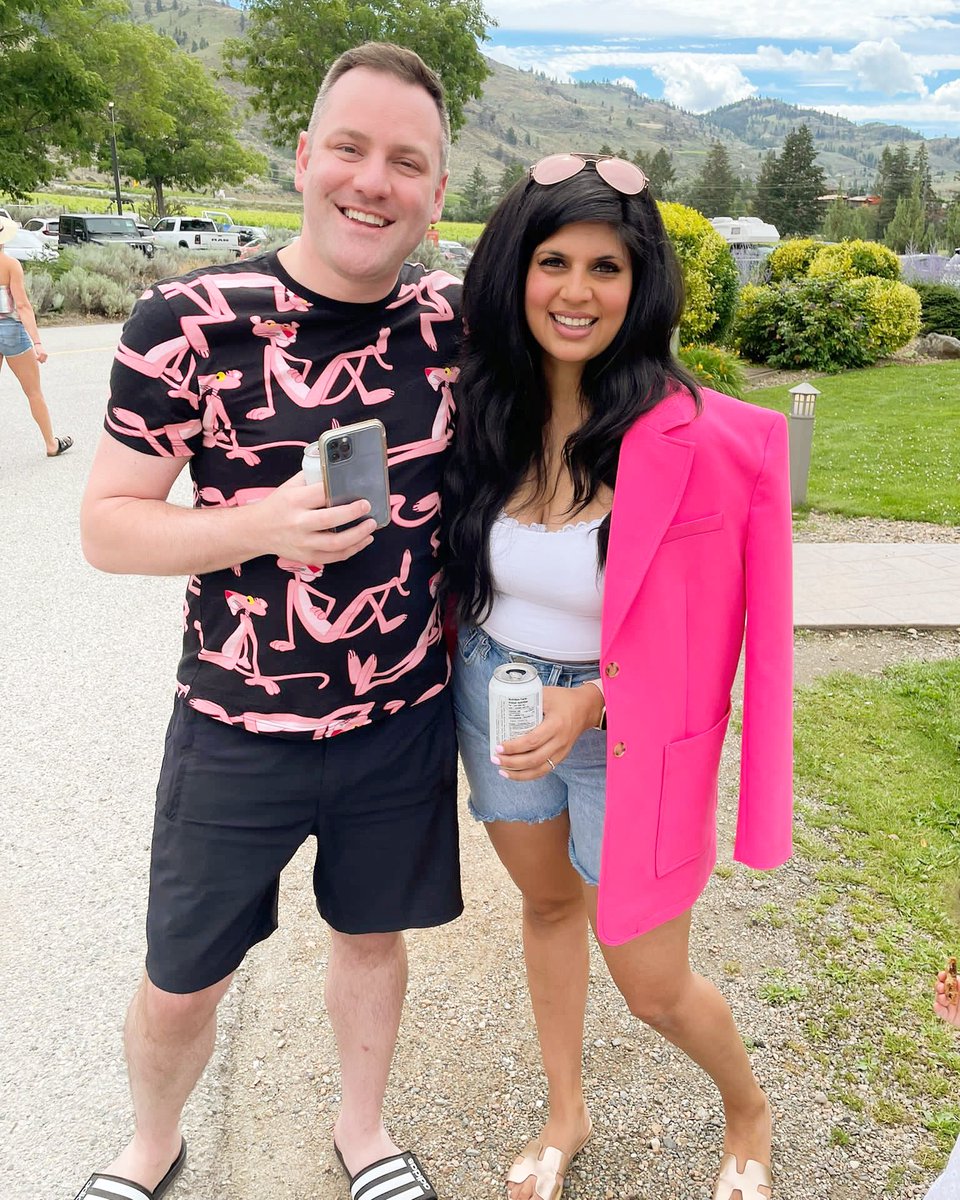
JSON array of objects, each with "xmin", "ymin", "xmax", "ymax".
[{"xmin": 794, "ymin": 543, "xmax": 960, "ymax": 627}]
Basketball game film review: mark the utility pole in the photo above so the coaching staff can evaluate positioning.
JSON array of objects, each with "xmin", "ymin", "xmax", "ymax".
[{"xmin": 107, "ymin": 102, "xmax": 123, "ymax": 215}]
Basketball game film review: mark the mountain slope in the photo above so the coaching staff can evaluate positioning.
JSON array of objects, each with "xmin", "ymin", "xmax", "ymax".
[{"xmin": 116, "ymin": 6, "xmax": 960, "ymax": 197}]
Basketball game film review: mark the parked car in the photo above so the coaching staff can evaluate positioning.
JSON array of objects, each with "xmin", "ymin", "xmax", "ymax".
[
  {"xmin": 59, "ymin": 213, "xmax": 155, "ymax": 257},
  {"xmin": 3, "ymin": 228, "xmax": 59, "ymax": 263},
  {"xmin": 0, "ymin": 207, "xmax": 20, "ymax": 226},
  {"xmin": 201, "ymin": 210, "xmax": 267, "ymax": 247},
  {"xmin": 23, "ymin": 217, "xmax": 59, "ymax": 244},
  {"xmin": 437, "ymin": 238, "xmax": 472, "ymax": 269},
  {"xmin": 151, "ymin": 216, "xmax": 241, "ymax": 254},
  {"xmin": 134, "ymin": 220, "xmax": 156, "ymax": 243}
]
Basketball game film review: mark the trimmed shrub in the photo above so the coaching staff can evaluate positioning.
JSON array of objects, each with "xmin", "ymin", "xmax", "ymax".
[
  {"xmin": 854, "ymin": 277, "xmax": 921, "ymax": 357},
  {"xmin": 677, "ymin": 343, "xmax": 746, "ymax": 399},
  {"xmin": 767, "ymin": 238, "xmax": 820, "ymax": 283},
  {"xmin": 807, "ymin": 239, "xmax": 901, "ymax": 282},
  {"xmin": 57, "ymin": 266, "xmax": 130, "ymax": 317},
  {"xmin": 659, "ymin": 201, "xmax": 740, "ymax": 344},
  {"xmin": 22, "ymin": 268, "xmax": 64, "ymax": 313},
  {"xmin": 733, "ymin": 278, "xmax": 874, "ymax": 371},
  {"xmin": 913, "ymin": 282, "xmax": 960, "ymax": 337},
  {"xmin": 734, "ymin": 274, "xmax": 921, "ymax": 371}
]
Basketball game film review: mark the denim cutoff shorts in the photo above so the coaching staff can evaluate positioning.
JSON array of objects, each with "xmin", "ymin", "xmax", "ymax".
[
  {"xmin": 0, "ymin": 318, "xmax": 32, "ymax": 358},
  {"xmin": 453, "ymin": 624, "xmax": 607, "ymax": 886}
]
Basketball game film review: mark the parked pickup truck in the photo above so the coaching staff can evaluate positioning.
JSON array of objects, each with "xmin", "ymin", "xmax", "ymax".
[{"xmin": 150, "ymin": 216, "xmax": 241, "ymax": 253}]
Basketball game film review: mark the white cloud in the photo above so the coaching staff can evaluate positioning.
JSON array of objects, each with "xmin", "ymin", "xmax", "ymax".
[
  {"xmin": 484, "ymin": 0, "xmax": 960, "ymax": 42},
  {"xmin": 613, "ymin": 75, "xmax": 640, "ymax": 90},
  {"xmin": 932, "ymin": 77, "xmax": 960, "ymax": 105},
  {"xmin": 809, "ymin": 95, "xmax": 960, "ymax": 132},
  {"xmin": 754, "ymin": 45, "xmax": 838, "ymax": 71},
  {"xmin": 848, "ymin": 37, "xmax": 927, "ymax": 94},
  {"xmin": 651, "ymin": 58, "xmax": 757, "ymax": 112}
]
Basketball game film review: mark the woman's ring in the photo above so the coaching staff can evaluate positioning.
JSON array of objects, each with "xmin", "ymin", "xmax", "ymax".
[{"xmin": 546, "ymin": 757, "xmax": 556, "ymax": 771}]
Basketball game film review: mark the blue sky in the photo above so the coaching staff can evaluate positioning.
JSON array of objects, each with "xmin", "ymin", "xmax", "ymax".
[{"xmin": 481, "ymin": 1, "xmax": 960, "ymax": 138}]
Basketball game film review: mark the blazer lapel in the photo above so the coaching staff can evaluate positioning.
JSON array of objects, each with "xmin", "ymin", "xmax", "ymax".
[{"xmin": 602, "ymin": 391, "xmax": 698, "ymax": 652}]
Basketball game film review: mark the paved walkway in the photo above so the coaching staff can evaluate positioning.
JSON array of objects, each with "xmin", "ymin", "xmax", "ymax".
[
  {"xmin": 3, "ymin": 322, "xmax": 958, "ymax": 1199},
  {"xmin": 794, "ymin": 543, "xmax": 960, "ymax": 627}
]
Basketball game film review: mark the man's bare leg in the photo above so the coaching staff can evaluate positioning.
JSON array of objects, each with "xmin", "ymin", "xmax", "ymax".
[
  {"xmin": 326, "ymin": 929, "xmax": 407, "ymax": 1175},
  {"xmin": 104, "ymin": 972, "xmax": 234, "ymax": 1189}
]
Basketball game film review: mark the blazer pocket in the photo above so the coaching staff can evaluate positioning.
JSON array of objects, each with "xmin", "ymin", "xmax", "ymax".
[
  {"xmin": 654, "ymin": 704, "xmax": 732, "ymax": 878},
  {"xmin": 661, "ymin": 512, "xmax": 724, "ymax": 544}
]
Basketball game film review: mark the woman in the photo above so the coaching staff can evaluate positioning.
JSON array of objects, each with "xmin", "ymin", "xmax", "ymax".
[
  {"xmin": 444, "ymin": 154, "xmax": 793, "ymax": 1200},
  {"xmin": 0, "ymin": 216, "xmax": 72, "ymax": 457}
]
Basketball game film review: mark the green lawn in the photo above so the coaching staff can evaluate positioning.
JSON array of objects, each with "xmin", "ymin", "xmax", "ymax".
[
  {"xmin": 787, "ymin": 657, "xmax": 960, "ymax": 1187},
  {"xmin": 748, "ymin": 362, "xmax": 960, "ymax": 523}
]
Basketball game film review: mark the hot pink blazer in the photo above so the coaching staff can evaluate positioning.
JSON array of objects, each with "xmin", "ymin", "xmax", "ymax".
[{"xmin": 596, "ymin": 385, "xmax": 793, "ymax": 945}]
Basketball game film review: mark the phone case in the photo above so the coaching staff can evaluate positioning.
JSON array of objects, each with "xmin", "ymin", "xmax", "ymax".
[{"xmin": 318, "ymin": 419, "xmax": 391, "ymax": 530}]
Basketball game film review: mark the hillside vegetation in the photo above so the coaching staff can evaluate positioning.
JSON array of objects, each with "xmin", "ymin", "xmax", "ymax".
[{"xmin": 99, "ymin": 7, "xmax": 960, "ymax": 197}]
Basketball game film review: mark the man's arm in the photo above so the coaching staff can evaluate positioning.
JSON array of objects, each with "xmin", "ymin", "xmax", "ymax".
[{"xmin": 80, "ymin": 434, "xmax": 378, "ymax": 576}]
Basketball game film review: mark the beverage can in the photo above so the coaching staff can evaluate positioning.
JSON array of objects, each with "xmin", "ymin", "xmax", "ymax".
[
  {"xmin": 489, "ymin": 662, "xmax": 543, "ymax": 756},
  {"xmin": 302, "ymin": 441, "xmax": 323, "ymax": 485}
]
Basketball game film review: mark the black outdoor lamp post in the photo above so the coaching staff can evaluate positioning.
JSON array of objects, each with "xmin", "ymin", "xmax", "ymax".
[{"xmin": 107, "ymin": 101, "xmax": 123, "ymax": 216}]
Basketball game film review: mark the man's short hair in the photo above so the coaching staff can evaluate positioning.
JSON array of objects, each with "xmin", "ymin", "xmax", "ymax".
[{"xmin": 307, "ymin": 42, "xmax": 451, "ymax": 173}]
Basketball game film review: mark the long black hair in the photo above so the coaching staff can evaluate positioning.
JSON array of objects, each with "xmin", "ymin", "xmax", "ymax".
[{"xmin": 443, "ymin": 161, "xmax": 700, "ymax": 626}]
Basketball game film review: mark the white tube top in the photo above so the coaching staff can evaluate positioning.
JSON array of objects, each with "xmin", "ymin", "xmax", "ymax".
[{"xmin": 481, "ymin": 513, "xmax": 605, "ymax": 662}]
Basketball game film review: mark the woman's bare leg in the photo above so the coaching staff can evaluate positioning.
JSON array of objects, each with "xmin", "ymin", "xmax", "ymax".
[
  {"xmin": 5, "ymin": 348, "xmax": 58, "ymax": 452},
  {"xmin": 485, "ymin": 817, "xmax": 592, "ymax": 1200},
  {"xmin": 586, "ymin": 893, "xmax": 771, "ymax": 1189}
]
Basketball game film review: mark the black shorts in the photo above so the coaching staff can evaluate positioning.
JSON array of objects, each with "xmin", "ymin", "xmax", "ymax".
[{"xmin": 146, "ymin": 694, "xmax": 462, "ymax": 993}]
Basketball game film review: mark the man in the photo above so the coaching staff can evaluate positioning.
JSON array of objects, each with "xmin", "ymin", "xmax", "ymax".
[{"xmin": 76, "ymin": 43, "xmax": 461, "ymax": 1200}]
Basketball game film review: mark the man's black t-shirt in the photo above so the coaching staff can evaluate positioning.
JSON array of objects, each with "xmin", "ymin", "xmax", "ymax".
[{"xmin": 106, "ymin": 251, "xmax": 461, "ymax": 738}]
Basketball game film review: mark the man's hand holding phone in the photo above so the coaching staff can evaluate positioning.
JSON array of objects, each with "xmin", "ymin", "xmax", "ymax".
[{"xmin": 256, "ymin": 472, "xmax": 378, "ymax": 565}]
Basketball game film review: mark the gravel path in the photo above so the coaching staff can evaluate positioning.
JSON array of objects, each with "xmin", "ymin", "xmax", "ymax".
[
  {"xmin": 182, "ymin": 632, "xmax": 960, "ymax": 1200},
  {"xmin": 793, "ymin": 512, "xmax": 959, "ymax": 544}
]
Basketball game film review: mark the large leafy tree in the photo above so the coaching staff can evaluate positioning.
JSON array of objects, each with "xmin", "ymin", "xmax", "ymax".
[
  {"xmin": 685, "ymin": 142, "xmax": 740, "ymax": 218},
  {"xmin": 0, "ymin": 0, "xmax": 111, "ymax": 195},
  {"xmin": 95, "ymin": 26, "xmax": 266, "ymax": 215},
  {"xmin": 753, "ymin": 124, "xmax": 826, "ymax": 236},
  {"xmin": 225, "ymin": 0, "xmax": 491, "ymax": 150}
]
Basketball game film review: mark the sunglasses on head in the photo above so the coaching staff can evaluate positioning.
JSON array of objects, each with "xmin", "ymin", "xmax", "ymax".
[{"xmin": 529, "ymin": 152, "xmax": 648, "ymax": 196}]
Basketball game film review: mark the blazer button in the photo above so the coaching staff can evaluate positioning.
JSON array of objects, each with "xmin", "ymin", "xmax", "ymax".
[
  {"xmin": 605, "ymin": 662, "xmax": 620, "ymax": 678},
  {"xmin": 613, "ymin": 741, "xmax": 626, "ymax": 757}
]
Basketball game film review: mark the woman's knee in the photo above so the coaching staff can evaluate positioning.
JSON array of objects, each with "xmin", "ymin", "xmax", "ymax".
[
  {"xmin": 622, "ymin": 978, "xmax": 687, "ymax": 1029},
  {"xmin": 522, "ymin": 888, "xmax": 586, "ymax": 929}
]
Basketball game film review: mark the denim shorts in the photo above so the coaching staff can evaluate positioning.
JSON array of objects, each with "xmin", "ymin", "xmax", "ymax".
[
  {"xmin": 0, "ymin": 318, "xmax": 32, "ymax": 358},
  {"xmin": 452, "ymin": 625, "xmax": 607, "ymax": 886}
]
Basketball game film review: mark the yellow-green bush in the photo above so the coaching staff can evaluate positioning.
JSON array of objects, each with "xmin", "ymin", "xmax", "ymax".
[
  {"xmin": 658, "ymin": 201, "xmax": 739, "ymax": 344},
  {"xmin": 854, "ymin": 277, "xmax": 921, "ymax": 357},
  {"xmin": 807, "ymin": 239, "xmax": 901, "ymax": 282},
  {"xmin": 768, "ymin": 238, "xmax": 820, "ymax": 282},
  {"xmin": 677, "ymin": 343, "xmax": 746, "ymax": 398}
]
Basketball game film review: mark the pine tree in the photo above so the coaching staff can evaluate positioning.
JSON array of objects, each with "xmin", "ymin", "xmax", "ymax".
[
  {"xmin": 647, "ymin": 147, "xmax": 676, "ymax": 201},
  {"xmin": 884, "ymin": 180, "xmax": 929, "ymax": 252},
  {"xmin": 685, "ymin": 142, "xmax": 740, "ymax": 217},
  {"xmin": 463, "ymin": 164, "xmax": 491, "ymax": 222},
  {"xmin": 753, "ymin": 125, "xmax": 825, "ymax": 236},
  {"xmin": 876, "ymin": 143, "xmax": 912, "ymax": 234},
  {"xmin": 497, "ymin": 160, "xmax": 526, "ymax": 199},
  {"xmin": 821, "ymin": 196, "xmax": 862, "ymax": 242}
]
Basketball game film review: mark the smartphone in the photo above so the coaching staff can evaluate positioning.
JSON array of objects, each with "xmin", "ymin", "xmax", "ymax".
[{"xmin": 317, "ymin": 418, "xmax": 391, "ymax": 530}]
